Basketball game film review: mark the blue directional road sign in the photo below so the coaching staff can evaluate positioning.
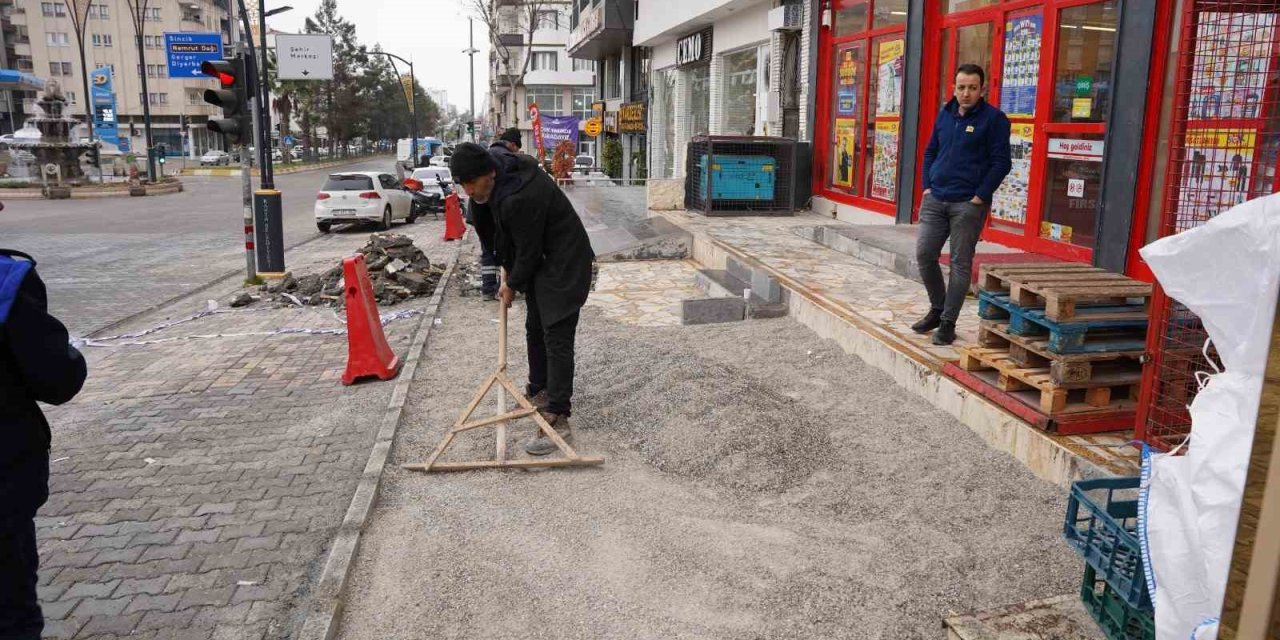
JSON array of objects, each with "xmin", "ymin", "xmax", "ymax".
[
  {"xmin": 283, "ymin": 135, "xmax": 295, "ymax": 146},
  {"xmin": 164, "ymin": 33, "xmax": 224, "ymax": 79}
]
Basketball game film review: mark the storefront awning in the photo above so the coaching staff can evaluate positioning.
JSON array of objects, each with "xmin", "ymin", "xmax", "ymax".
[{"xmin": 0, "ymin": 70, "xmax": 48, "ymax": 91}]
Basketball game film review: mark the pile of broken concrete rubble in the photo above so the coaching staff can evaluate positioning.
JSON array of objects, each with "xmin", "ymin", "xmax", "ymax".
[{"xmin": 237, "ymin": 233, "xmax": 443, "ymax": 308}]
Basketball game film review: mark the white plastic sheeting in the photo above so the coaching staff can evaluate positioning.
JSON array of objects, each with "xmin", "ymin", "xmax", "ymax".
[{"xmin": 1137, "ymin": 193, "xmax": 1280, "ymax": 640}]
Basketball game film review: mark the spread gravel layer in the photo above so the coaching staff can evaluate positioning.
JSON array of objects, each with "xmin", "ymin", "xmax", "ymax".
[{"xmin": 334, "ymin": 261, "xmax": 1081, "ymax": 640}]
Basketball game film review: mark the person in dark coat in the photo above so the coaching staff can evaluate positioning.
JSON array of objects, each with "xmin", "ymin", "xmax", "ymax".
[
  {"xmin": 468, "ymin": 130, "xmax": 524, "ymax": 300},
  {"xmin": 450, "ymin": 142, "xmax": 594, "ymax": 456},
  {"xmin": 0, "ymin": 249, "xmax": 87, "ymax": 640}
]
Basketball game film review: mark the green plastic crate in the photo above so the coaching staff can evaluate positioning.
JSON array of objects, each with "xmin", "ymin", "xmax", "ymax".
[{"xmin": 1080, "ymin": 565, "xmax": 1155, "ymax": 640}]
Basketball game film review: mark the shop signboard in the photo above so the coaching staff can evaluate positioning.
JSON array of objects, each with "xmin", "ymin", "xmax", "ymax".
[
  {"xmin": 567, "ymin": 4, "xmax": 602, "ymax": 51},
  {"xmin": 1189, "ymin": 13, "xmax": 1276, "ymax": 120},
  {"xmin": 870, "ymin": 120, "xmax": 899, "ymax": 201},
  {"xmin": 619, "ymin": 102, "xmax": 646, "ymax": 133},
  {"xmin": 1000, "ymin": 14, "xmax": 1042, "ymax": 118},
  {"xmin": 875, "ymin": 39, "xmax": 904, "ymax": 117},
  {"xmin": 603, "ymin": 111, "xmax": 618, "ymax": 134},
  {"xmin": 677, "ymin": 27, "xmax": 712, "ymax": 68},
  {"xmin": 831, "ymin": 118, "xmax": 857, "ymax": 189},
  {"xmin": 835, "ymin": 44, "xmax": 859, "ymax": 117},
  {"xmin": 990, "ymin": 123, "xmax": 1034, "ymax": 225},
  {"xmin": 541, "ymin": 114, "xmax": 580, "ymax": 150},
  {"xmin": 90, "ymin": 67, "xmax": 121, "ymax": 150},
  {"xmin": 584, "ymin": 117, "xmax": 602, "ymax": 137},
  {"xmin": 1176, "ymin": 128, "xmax": 1256, "ymax": 227}
]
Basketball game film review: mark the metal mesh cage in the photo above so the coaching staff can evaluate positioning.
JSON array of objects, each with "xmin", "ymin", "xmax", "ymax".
[
  {"xmin": 1139, "ymin": 2, "xmax": 1280, "ymax": 451},
  {"xmin": 684, "ymin": 135, "xmax": 799, "ymax": 215}
]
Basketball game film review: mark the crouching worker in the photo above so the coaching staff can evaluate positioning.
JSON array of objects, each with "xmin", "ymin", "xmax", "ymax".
[{"xmin": 449, "ymin": 142, "xmax": 595, "ymax": 456}]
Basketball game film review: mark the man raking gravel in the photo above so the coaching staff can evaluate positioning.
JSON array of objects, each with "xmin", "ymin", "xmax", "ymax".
[{"xmin": 449, "ymin": 141, "xmax": 595, "ymax": 456}]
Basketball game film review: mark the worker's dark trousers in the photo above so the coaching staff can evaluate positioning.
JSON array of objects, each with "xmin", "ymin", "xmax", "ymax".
[
  {"xmin": 524, "ymin": 286, "xmax": 580, "ymax": 418},
  {"xmin": 477, "ymin": 235, "xmax": 498, "ymax": 297},
  {"xmin": 0, "ymin": 456, "xmax": 47, "ymax": 640}
]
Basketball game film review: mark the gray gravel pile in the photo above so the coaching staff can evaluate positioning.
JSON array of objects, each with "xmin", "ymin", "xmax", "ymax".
[
  {"xmin": 577, "ymin": 333, "xmax": 838, "ymax": 494},
  {"xmin": 335, "ymin": 255, "xmax": 1081, "ymax": 640}
]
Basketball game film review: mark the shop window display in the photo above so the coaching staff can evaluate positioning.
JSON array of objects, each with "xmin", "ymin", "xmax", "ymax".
[
  {"xmin": 1040, "ymin": 135, "xmax": 1105, "ymax": 248},
  {"xmin": 722, "ymin": 48, "xmax": 759, "ymax": 136},
  {"xmin": 1051, "ymin": 1, "xmax": 1118, "ymax": 123},
  {"xmin": 834, "ymin": 0, "xmax": 868, "ymax": 37},
  {"xmin": 829, "ymin": 43, "xmax": 864, "ymax": 194}
]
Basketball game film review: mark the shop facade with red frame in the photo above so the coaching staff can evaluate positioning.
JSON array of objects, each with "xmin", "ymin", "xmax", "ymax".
[{"xmin": 812, "ymin": 0, "xmax": 1178, "ymax": 273}]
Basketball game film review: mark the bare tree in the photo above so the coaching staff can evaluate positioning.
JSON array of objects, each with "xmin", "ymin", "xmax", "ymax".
[{"xmin": 466, "ymin": 0, "xmax": 549, "ymax": 133}]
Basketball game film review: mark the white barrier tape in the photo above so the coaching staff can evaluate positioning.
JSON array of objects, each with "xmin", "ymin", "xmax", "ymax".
[{"xmin": 82, "ymin": 308, "xmax": 423, "ymax": 348}]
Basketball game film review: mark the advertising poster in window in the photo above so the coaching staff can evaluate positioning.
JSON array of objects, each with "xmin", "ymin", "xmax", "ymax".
[
  {"xmin": 832, "ymin": 118, "xmax": 857, "ymax": 188},
  {"xmin": 991, "ymin": 123, "xmax": 1033, "ymax": 224},
  {"xmin": 835, "ymin": 45, "xmax": 859, "ymax": 117},
  {"xmin": 1188, "ymin": 13, "xmax": 1276, "ymax": 120},
  {"xmin": 870, "ymin": 120, "xmax": 899, "ymax": 200},
  {"xmin": 1000, "ymin": 14, "xmax": 1042, "ymax": 118},
  {"xmin": 875, "ymin": 40, "xmax": 904, "ymax": 117},
  {"xmin": 1176, "ymin": 128, "xmax": 1256, "ymax": 227}
]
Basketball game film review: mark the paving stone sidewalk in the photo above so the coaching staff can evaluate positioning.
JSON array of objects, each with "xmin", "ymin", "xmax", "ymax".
[{"xmin": 34, "ymin": 220, "xmax": 455, "ymax": 640}]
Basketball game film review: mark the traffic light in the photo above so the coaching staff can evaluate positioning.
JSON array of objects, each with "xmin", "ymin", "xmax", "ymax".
[
  {"xmin": 201, "ymin": 56, "xmax": 252, "ymax": 146},
  {"xmin": 467, "ymin": 121, "xmax": 475, "ymax": 135},
  {"xmin": 86, "ymin": 146, "xmax": 99, "ymax": 166},
  {"xmin": 156, "ymin": 143, "xmax": 167, "ymax": 165}
]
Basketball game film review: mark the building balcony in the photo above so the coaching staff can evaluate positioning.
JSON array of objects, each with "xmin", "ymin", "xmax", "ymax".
[
  {"xmin": 497, "ymin": 32, "xmax": 523, "ymax": 47},
  {"xmin": 567, "ymin": 0, "xmax": 633, "ymax": 59}
]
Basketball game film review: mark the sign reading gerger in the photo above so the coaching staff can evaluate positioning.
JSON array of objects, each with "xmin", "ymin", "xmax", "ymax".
[
  {"xmin": 275, "ymin": 33, "xmax": 334, "ymax": 80},
  {"xmin": 677, "ymin": 27, "xmax": 712, "ymax": 68}
]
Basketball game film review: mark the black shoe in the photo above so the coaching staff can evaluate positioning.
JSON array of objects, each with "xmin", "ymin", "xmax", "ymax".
[
  {"xmin": 932, "ymin": 320, "xmax": 957, "ymax": 345},
  {"xmin": 911, "ymin": 309, "xmax": 943, "ymax": 334}
]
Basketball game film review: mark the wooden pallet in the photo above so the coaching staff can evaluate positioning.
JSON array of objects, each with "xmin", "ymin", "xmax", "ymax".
[
  {"xmin": 956, "ymin": 344, "xmax": 1141, "ymax": 414},
  {"xmin": 980, "ymin": 264, "xmax": 1151, "ymax": 322},
  {"xmin": 978, "ymin": 292, "xmax": 1148, "ymax": 354},
  {"xmin": 943, "ymin": 363, "xmax": 1137, "ymax": 435},
  {"xmin": 977, "ymin": 321, "xmax": 1144, "ymax": 384},
  {"xmin": 979, "ymin": 262, "xmax": 1104, "ymax": 294}
]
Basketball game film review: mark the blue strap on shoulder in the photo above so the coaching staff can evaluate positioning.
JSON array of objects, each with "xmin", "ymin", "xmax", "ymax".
[{"xmin": 0, "ymin": 254, "xmax": 32, "ymax": 325}]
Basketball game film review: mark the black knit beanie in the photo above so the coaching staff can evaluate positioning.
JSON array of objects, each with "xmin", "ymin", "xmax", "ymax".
[
  {"xmin": 498, "ymin": 127, "xmax": 522, "ymax": 149},
  {"xmin": 449, "ymin": 142, "xmax": 497, "ymax": 183}
]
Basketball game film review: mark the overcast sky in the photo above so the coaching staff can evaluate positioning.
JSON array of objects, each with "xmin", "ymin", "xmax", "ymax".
[{"xmin": 269, "ymin": 0, "xmax": 490, "ymax": 115}]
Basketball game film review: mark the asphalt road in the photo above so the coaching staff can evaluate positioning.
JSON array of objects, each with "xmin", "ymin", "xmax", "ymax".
[{"xmin": 0, "ymin": 156, "xmax": 396, "ymax": 336}]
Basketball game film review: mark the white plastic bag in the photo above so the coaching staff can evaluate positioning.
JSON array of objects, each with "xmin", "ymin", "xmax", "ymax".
[{"xmin": 1137, "ymin": 193, "xmax": 1280, "ymax": 640}]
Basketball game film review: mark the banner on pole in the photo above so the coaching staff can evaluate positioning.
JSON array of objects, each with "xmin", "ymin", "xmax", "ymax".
[{"xmin": 529, "ymin": 102, "xmax": 545, "ymax": 159}]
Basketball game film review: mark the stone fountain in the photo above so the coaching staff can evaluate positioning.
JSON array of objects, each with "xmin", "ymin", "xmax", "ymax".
[{"xmin": 9, "ymin": 80, "xmax": 99, "ymax": 184}]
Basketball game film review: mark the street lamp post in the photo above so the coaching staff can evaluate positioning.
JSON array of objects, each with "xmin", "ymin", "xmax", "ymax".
[
  {"xmin": 256, "ymin": 2, "xmax": 291, "ymax": 189},
  {"xmin": 63, "ymin": 0, "xmax": 98, "ymax": 180},
  {"xmin": 465, "ymin": 18, "xmax": 478, "ymax": 143},
  {"xmin": 368, "ymin": 50, "xmax": 417, "ymax": 169},
  {"xmin": 124, "ymin": 0, "xmax": 156, "ymax": 182}
]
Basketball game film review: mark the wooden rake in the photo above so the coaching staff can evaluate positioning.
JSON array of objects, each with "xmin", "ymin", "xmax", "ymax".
[{"xmin": 402, "ymin": 282, "xmax": 604, "ymax": 473}]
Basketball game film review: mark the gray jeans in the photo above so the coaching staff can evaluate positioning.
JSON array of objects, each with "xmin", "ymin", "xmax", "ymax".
[{"xmin": 915, "ymin": 194, "xmax": 987, "ymax": 323}]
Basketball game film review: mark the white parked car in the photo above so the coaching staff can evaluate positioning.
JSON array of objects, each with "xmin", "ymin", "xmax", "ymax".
[
  {"xmin": 411, "ymin": 166, "xmax": 452, "ymax": 186},
  {"xmin": 200, "ymin": 149, "xmax": 230, "ymax": 166},
  {"xmin": 428, "ymin": 155, "xmax": 449, "ymax": 167},
  {"xmin": 314, "ymin": 171, "xmax": 414, "ymax": 233}
]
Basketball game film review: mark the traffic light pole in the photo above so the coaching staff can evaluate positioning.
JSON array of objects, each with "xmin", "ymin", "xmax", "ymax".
[
  {"xmin": 257, "ymin": 0, "xmax": 274, "ymax": 189},
  {"xmin": 231, "ymin": 18, "xmax": 256, "ymax": 282}
]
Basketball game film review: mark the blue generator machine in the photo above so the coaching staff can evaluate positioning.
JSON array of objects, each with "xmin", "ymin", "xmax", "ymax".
[{"xmin": 698, "ymin": 154, "xmax": 776, "ymax": 201}]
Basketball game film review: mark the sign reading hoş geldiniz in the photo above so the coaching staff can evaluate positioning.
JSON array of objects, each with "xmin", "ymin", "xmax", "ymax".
[{"xmin": 540, "ymin": 115, "xmax": 580, "ymax": 153}]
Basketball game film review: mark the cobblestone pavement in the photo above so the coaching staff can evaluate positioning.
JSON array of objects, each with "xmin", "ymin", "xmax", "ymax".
[
  {"xmin": 34, "ymin": 218, "xmax": 455, "ymax": 640},
  {"xmin": 1, "ymin": 157, "xmax": 395, "ymax": 336}
]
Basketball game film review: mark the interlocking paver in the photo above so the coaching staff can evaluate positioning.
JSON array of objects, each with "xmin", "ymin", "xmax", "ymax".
[{"xmin": 33, "ymin": 219, "xmax": 455, "ymax": 638}]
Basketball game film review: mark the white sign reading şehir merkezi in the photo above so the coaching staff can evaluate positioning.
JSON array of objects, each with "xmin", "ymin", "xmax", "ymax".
[{"xmin": 275, "ymin": 33, "xmax": 334, "ymax": 80}]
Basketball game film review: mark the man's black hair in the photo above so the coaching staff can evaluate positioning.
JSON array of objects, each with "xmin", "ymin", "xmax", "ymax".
[{"xmin": 956, "ymin": 63, "xmax": 986, "ymax": 86}]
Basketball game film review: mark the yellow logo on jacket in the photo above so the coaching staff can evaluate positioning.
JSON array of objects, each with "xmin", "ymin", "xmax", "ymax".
[{"xmin": 965, "ymin": 125, "xmax": 975, "ymax": 133}]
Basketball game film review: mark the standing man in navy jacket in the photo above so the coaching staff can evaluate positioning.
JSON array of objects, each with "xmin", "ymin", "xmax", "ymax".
[
  {"xmin": 914, "ymin": 63, "xmax": 1011, "ymax": 345},
  {"xmin": 0, "ymin": 249, "xmax": 87, "ymax": 639}
]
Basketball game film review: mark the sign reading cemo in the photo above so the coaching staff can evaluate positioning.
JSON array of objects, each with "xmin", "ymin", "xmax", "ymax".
[{"xmin": 677, "ymin": 27, "xmax": 712, "ymax": 68}]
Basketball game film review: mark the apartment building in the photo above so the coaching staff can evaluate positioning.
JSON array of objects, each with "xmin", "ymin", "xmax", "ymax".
[
  {"xmin": 0, "ymin": 0, "xmax": 233, "ymax": 156},
  {"xmin": 487, "ymin": 0, "xmax": 596, "ymax": 157}
]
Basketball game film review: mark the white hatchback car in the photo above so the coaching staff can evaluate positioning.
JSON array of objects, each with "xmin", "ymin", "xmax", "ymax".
[{"xmin": 314, "ymin": 171, "xmax": 414, "ymax": 233}]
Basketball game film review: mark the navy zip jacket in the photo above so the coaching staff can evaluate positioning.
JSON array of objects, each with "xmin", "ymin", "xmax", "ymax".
[
  {"xmin": 921, "ymin": 97, "xmax": 1012, "ymax": 204},
  {"xmin": 1, "ymin": 250, "xmax": 86, "ymax": 514}
]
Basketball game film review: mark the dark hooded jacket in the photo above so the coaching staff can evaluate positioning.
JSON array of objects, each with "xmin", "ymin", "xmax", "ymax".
[
  {"xmin": 0, "ymin": 250, "xmax": 87, "ymax": 515},
  {"xmin": 470, "ymin": 147, "xmax": 594, "ymax": 326}
]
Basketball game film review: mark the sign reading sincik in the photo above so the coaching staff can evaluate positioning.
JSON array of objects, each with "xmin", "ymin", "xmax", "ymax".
[{"xmin": 677, "ymin": 27, "xmax": 712, "ymax": 68}]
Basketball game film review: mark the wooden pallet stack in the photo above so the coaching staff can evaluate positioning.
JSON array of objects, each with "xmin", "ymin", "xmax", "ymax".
[{"xmin": 944, "ymin": 262, "xmax": 1153, "ymax": 434}]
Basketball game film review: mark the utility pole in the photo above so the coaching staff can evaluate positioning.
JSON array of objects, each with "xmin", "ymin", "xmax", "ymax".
[
  {"xmin": 125, "ymin": 0, "xmax": 156, "ymax": 182},
  {"xmin": 465, "ymin": 18, "xmax": 478, "ymax": 142},
  {"xmin": 229, "ymin": 16, "xmax": 256, "ymax": 282},
  {"xmin": 256, "ymin": 0, "xmax": 274, "ymax": 189}
]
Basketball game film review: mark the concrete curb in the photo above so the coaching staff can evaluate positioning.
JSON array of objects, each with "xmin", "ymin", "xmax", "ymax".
[
  {"xmin": 0, "ymin": 179, "xmax": 184, "ymax": 199},
  {"xmin": 295, "ymin": 243, "xmax": 462, "ymax": 640}
]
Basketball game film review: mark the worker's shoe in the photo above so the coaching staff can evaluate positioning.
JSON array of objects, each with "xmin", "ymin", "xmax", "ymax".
[
  {"xmin": 528, "ymin": 389, "xmax": 549, "ymax": 410},
  {"xmin": 932, "ymin": 320, "xmax": 957, "ymax": 346},
  {"xmin": 525, "ymin": 412, "xmax": 573, "ymax": 456},
  {"xmin": 911, "ymin": 308, "xmax": 943, "ymax": 334},
  {"xmin": 481, "ymin": 291, "xmax": 497, "ymax": 302}
]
